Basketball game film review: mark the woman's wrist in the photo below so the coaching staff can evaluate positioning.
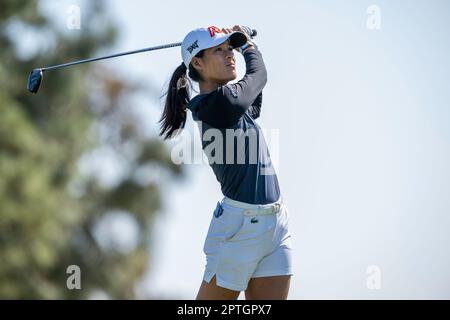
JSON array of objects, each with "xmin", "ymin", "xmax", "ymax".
[
  {"xmin": 239, "ymin": 41, "xmax": 256, "ymax": 54},
  {"xmin": 243, "ymin": 44, "xmax": 255, "ymax": 53}
]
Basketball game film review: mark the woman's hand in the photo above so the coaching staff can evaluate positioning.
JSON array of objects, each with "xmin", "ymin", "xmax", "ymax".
[
  {"xmin": 222, "ymin": 25, "xmax": 255, "ymax": 52},
  {"xmin": 222, "ymin": 25, "xmax": 251, "ymax": 40}
]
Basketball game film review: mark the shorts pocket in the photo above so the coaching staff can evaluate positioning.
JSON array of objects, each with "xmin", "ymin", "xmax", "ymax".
[
  {"xmin": 206, "ymin": 202, "xmax": 245, "ymax": 242},
  {"xmin": 228, "ymin": 214, "xmax": 277, "ymax": 242}
]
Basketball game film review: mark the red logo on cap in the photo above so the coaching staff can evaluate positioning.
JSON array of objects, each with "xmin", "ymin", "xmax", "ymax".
[{"xmin": 208, "ymin": 26, "xmax": 223, "ymax": 37}]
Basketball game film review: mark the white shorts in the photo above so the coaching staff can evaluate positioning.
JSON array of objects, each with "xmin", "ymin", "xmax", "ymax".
[{"xmin": 202, "ymin": 195, "xmax": 293, "ymax": 292}]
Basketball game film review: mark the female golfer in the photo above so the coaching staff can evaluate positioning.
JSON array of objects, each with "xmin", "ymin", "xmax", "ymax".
[{"xmin": 159, "ymin": 25, "xmax": 292, "ymax": 300}]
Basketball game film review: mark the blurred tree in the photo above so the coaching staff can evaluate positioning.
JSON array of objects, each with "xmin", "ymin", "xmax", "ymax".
[{"xmin": 0, "ymin": 0, "xmax": 183, "ymax": 299}]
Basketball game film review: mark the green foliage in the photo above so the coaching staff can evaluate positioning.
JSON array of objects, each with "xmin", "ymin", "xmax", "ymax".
[{"xmin": 0, "ymin": 1, "xmax": 182, "ymax": 299}]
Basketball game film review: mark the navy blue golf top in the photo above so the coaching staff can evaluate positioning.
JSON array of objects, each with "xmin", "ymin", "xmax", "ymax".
[{"xmin": 187, "ymin": 47, "xmax": 280, "ymax": 205}]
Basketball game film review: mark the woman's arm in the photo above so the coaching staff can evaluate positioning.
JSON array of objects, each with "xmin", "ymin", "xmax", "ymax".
[
  {"xmin": 248, "ymin": 91, "xmax": 263, "ymax": 120},
  {"xmin": 196, "ymin": 47, "xmax": 268, "ymax": 128}
]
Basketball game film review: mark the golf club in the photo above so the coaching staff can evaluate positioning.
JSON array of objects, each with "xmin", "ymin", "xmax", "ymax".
[{"xmin": 27, "ymin": 28, "xmax": 257, "ymax": 94}]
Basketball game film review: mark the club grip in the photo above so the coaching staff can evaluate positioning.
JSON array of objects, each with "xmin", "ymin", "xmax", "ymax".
[{"xmin": 241, "ymin": 26, "xmax": 258, "ymax": 38}]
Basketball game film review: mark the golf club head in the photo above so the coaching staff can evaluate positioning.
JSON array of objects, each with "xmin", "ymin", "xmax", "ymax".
[{"xmin": 27, "ymin": 69, "xmax": 43, "ymax": 94}]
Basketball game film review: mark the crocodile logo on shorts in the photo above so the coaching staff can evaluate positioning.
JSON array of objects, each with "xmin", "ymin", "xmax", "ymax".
[{"xmin": 251, "ymin": 217, "xmax": 259, "ymax": 223}]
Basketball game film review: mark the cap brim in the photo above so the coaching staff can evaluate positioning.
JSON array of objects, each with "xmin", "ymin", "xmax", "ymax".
[{"xmin": 227, "ymin": 31, "xmax": 248, "ymax": 48}]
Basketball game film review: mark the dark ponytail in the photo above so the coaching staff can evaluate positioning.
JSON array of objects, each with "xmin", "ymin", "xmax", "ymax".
[
  {"xmin": 159, "ymin": 62, "xmax": 190, "ymax": 140},
  {"xmin": 159, "ymin": 51, "xmax": 205, "ymax": 140}
]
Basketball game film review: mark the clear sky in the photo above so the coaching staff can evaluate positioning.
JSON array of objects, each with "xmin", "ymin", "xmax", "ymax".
[{"xmin": 40, "ymin": 0, "xmax": 450, "ymax": 299}]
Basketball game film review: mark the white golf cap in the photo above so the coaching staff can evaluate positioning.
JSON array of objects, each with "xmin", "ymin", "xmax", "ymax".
[{"xmin": 181, "ymin": 26, "xmax": 248, "ymax": 68}]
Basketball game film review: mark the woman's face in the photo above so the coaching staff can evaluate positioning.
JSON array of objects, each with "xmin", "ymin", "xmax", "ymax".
[{"xmin": 192, "ymin": 39, "xmax": 237, "ymax": 85}]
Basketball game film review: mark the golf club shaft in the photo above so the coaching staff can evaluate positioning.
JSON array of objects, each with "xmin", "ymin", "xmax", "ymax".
[
  {"xmin": 28, "ymin": 28, "xmax": 257, "ymax": 94},
  {"xmin": 41, "ymin": 28, "xmax": 257, "ymax": 72},
  {"xmin": 42, "ymin": 42, "xmax": 182, "ymax": 72}
]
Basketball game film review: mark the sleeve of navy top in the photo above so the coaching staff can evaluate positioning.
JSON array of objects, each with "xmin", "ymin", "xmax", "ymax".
[
  {"xmin": 248, "ymin": 91, "xmax": 263, "ymax": 120},
  {"xmin": 195, "ymin": 47, "xmax": 268, "ymax": 128}
]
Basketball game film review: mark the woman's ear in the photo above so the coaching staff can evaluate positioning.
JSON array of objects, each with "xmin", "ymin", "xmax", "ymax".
[{"xmin": 191, "ymin": 57, "xmax": 203, "ymax": 73}]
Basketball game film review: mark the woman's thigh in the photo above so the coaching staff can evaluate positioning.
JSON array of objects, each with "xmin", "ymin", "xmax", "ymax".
[
  {"xmin": 196, "ymin": 275, "xmax": 241, "ymax": 300},
  {"xmin": 244, "ymin": 275, "xmax": 291, "ymax": 300}
]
